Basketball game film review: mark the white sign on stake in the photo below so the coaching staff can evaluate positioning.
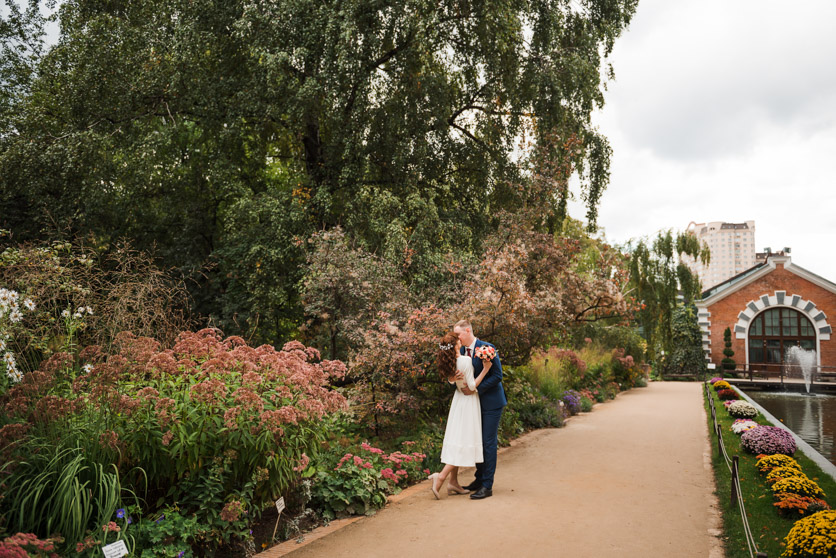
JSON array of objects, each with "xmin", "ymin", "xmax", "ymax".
[
  {"xmin": 272, "ymin": 496, "xmax": 286, "ymax": 542},
  {"xmin": 101, "ymin": 540, "xmax": 129, "ymax": 558}
]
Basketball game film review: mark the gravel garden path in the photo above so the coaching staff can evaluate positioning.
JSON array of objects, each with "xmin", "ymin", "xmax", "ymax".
[{"xmin": 262, "ymin": 382, "xmax": 724, "ymax": 558}]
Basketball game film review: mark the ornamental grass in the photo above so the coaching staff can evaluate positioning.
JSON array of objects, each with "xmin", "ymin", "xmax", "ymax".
[
  {"xmin": 713, "ymin": 380, "xmax": 731, "ymax": 391},
  {"xmin": 773, "ymin": 493, "xmax": 831, "ymax": 518},
  {"xmin": 757, "ymin": 454, "xmax": 802, "ymax": 473},
  {"xmin": 771, "ymin": 476, "xmax": 826, "ymax": 500},
  {"xmin": 717, "ymin": 388, "xmax": 737, "ymax": 400},
  {"xmin": 780, "ymin": 510, "xmax": 836, "ymax": 557},
  {"xmin": 727, "ymin": 400, "xmax": 758, "ymax": 419}
]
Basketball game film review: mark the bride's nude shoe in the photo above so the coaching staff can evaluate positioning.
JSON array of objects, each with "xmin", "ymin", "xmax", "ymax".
[
  {"xmin": 429, "ymin": 473, "xmax": 448, "ymax": 500},
  {"xmin": 447, "ymin": 485, "xmax": 470, "ymax": 495},
  {"xmin": 429, "ymin": 473, "xmax": 441, "ymax": 499}
]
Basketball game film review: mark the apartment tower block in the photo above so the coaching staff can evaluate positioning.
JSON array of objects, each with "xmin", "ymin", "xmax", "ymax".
[{"xmin": 684, "ymin": 221, "xmax": 757, "ymax": 290}]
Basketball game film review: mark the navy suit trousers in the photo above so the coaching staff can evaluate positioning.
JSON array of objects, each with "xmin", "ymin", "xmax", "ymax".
[{"xmin": 474, "ymin": 405, "xmax": 504, "ymax": 490}]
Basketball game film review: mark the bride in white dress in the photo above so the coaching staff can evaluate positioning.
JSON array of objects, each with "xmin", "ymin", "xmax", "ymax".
[{"xmin": 429, "ymin": 332, "xmax": 492, "ymax": 499}]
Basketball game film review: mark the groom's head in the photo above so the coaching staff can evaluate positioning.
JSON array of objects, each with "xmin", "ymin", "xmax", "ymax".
[{"xmin": 453, "ymin": 319, "xmax": 475, "ymax": 346}]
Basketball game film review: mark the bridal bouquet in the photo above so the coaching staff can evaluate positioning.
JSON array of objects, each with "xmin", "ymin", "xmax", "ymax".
[{"xmin": 474, "ymin": 346, "xmax": 496, "ymax": 361}]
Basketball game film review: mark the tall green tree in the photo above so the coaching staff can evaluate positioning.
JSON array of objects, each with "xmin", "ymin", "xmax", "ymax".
[
  {"xmin": 627, "ymin": 229, "xmax": 709, "ymax": 362},
  {"xmin": 1, "ymin": 0, "xmax": 639, "ymax": 342},
  {"xmin": 663, "ymin": 305, "xmax": 706, "ymax": 377}
]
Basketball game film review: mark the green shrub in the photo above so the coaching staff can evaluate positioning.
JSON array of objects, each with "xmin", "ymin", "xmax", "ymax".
[
  {"xmin": 580, "ymin": 397, "xmax": 593, "ymax": 412},
  {"xmin": 309, "ymin": 441, "xmax": 428, "ymax": 521}
]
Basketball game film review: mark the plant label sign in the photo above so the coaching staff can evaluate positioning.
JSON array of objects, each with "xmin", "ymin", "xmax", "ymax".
[
  {"xmin": 101, "ymin": 540, "xmax": 129, "ymax": 558},
  {"xmin": 275, "ymin": 496, "xmax": 285, "ymax": 514}
]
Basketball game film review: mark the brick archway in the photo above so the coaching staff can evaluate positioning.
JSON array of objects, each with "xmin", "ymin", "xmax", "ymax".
[
  {"xmin": 732, "ymin": 290, "xmax": 831, "ymax": 366},
  {"xmin": 734, "ymin": 290, "xmax": 831, "ymax": 341}
]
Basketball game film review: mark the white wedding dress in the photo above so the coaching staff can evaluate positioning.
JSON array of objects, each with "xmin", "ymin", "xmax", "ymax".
[{"xmin": 440, "ymin": 355, "xmax": 483, "ymax": 467}]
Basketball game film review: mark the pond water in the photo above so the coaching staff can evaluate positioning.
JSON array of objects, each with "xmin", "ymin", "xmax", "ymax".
[{"xmin": 746, "ymin": 391, "xmax": 836, "ymax": 465}]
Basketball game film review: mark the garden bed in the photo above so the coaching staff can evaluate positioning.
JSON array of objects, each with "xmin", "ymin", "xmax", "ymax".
[{"xmin": 703, "ymin": 384, "xmax": 836, "ymax": 558}]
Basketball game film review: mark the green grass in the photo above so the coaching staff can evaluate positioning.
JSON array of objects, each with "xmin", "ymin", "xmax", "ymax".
[{"xmin": 703, "ymin": 386, "xmax": 836, "ymax": 558}]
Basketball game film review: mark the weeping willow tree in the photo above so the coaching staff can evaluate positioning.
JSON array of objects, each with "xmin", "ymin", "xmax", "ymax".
[{"xmin": 627, "ymin": 230, "xmax": 710, "ymax": 363}]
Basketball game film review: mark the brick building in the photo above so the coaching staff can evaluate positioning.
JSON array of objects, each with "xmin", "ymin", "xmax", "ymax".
[{"xmin": 696, "ymin": 254, "xmax": 836, "ymax": 371}]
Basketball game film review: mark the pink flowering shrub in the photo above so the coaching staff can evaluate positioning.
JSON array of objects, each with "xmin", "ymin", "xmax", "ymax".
[
  {"xmin": 311, "ymin": 441, "xmax": 428, "ymax": 520},
  {"xmin": 741, "ymin": 426, "xmax": 797, "ymax": 456},
  {"xmin": 1, "ymin": 329, "xmax": 347, "ymax": 552}
]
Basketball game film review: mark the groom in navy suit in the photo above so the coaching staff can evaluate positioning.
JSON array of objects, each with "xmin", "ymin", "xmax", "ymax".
[{"xmin": 453, "ymin": 319, "xmax": 507, "ymax": 500}]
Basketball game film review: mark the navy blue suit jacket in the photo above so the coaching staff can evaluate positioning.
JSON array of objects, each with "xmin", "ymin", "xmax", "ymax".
[{"xmin": 462, "ymin": 339, "xmax": 507, "ymax": 411}]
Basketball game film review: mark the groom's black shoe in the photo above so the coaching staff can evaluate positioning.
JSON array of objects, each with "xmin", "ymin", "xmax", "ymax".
[
  {"xmin": 463, "ymin": 480, "xmax": 482, "ymax": 491},
  {"xmin": 469, "ymin": 487, "xmax": 492, "ymax": 500}
]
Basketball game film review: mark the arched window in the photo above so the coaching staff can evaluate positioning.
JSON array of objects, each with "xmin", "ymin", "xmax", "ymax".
[{"xmin": 748, "ymin": 308, "xmax": 816, "ymax": 364}]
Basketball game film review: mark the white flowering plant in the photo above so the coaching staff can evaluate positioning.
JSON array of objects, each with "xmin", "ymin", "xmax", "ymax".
[{"xmin": 0, "ymin": 287, "xmax": 37, "ymax": 386}]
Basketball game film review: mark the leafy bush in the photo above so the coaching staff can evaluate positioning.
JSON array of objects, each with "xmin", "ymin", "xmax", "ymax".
[
  {"xmin": 741, "ymin": 426, "xmax": 797, "ymax": 456},
  {"xmin": 771, "ymin": 477, "xmax": 825, "ymax": 499},
  {"xmin": 756, "ymin": 454, "xmax": 801, "ymax": 474},
  {"xmin": 780, "ymin": 510, "xmax": 835, "ymax": 557},
  {"xmin": 504, "ymin": 371, "xmax": 563, "ymax": 430},
  {"xmin": 717, "ymin": 389, "xmax": 737, "ymax": 400},
  {"xmin": 580, "ymin": 396, "xmax": 593, "ymax": 412},
  {"xmin": 309, "ymin": 441, "xmax": 427, "ymax": 520},
  {"xmin": 727, "ymin": 401, "xmax": 758, "ymax": 419}
]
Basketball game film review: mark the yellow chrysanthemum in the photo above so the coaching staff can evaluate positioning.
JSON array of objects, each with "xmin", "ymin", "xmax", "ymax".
[
  {"xmin": 772, "ymin": 476, "xmax": 826, "ymax": 499},
  {"xmin": 757, "ymin": 454, "xmax": 801, "ymax": 473},
  {"xmin": 767, "ymin": 467, "xmax": 808, "ymax": 484},
  {"xmin": 781, "ymin": 510, "xmax": 836, "ymax": 557}
]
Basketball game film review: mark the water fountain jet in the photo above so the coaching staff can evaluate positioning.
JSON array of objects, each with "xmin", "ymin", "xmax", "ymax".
[{"xmin": 785, "ymin": 345, "xmax": 817, "ymax": 394}]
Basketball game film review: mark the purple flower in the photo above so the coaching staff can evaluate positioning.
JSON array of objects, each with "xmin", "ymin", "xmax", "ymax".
[
  {"xmin": 177, "ymin": 552, "xmax": 185, "ymax": 558},
  {"xmin": 156, "ymin": 514, "xmax": 165, "ymax": 524},
  {"xmin": 116, "ymin": 508, "xmax": 125, "ymax": 519},
  {"xmin": 127, "ymin": 516, "xmax": 133, "ymax": 525},
  {"xmin": 561, "ymin": 390, "xmax": 582, "ymax": 415},
  {"xmin": 741, "ymin": 426, "xmax": 797, "ymax": 456}
]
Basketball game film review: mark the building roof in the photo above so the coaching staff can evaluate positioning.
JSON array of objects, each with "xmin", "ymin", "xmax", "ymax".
[
  {"xmin": 701, "ymin": 262, "xmax": 767, "ymax": 299},
  {"xmin": 698, "ymin": 255, "xmax": 836, "ymax": 305}
]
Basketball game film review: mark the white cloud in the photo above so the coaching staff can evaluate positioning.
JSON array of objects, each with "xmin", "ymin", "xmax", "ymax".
[{"xmin": 570, "ymin": 0, "xmax": 836, "ymax": 284}]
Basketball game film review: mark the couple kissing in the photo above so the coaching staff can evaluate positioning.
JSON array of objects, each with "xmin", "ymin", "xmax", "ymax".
[{"xmin": 429, "ymin": 319, "xmax": 507, "ymax": 501}]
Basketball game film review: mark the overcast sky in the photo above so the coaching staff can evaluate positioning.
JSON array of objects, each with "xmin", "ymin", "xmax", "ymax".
[{"xmin": 568, "ymin": 0, "xmax": 836, "ymax": 282}]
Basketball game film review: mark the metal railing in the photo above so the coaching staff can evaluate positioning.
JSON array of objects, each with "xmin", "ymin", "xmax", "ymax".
[
  {"xmin": 705, "ymin": 382, "xmax": 767, "ymax": 558},
  {"xmin": 723, "ymin": 363, "xmax": 836, "ymax": 387}
]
